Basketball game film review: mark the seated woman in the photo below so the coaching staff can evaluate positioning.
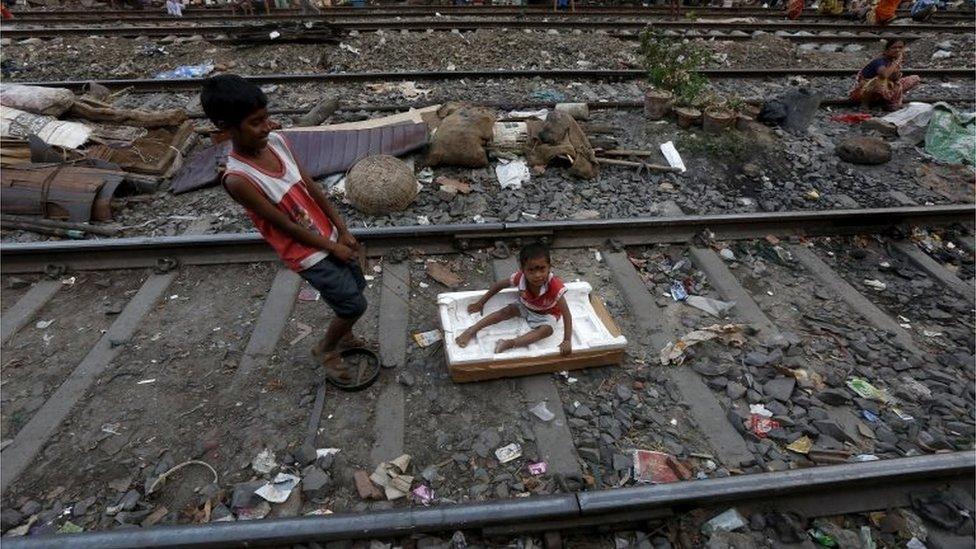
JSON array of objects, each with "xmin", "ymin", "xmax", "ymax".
[{"xmin": 849, "ymin": 39, "xmax": 921, "ymax": 111}]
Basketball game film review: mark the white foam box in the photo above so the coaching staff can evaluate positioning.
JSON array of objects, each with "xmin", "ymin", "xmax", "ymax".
[{"xmin": 438, "ymin": 281, "xmax": 628, "ymax": 383}]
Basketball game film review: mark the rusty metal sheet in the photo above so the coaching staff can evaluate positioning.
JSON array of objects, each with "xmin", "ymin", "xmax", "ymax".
[
  {"xmin": 169, "ymin": 123, "xmax": 428, "ymax": 195},
  {"xmin": 1, "ymin": 164, "xmax": 124, "ymax": 222}
]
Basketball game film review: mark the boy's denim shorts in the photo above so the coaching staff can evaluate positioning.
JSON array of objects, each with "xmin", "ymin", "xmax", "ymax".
[{"xmin": 299, "ymin": 256, "xmax": 368, "ymax": 319}]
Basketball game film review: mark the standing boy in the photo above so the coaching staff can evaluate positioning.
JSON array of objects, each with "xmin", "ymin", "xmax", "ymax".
[{"xmin": 201, "ymin": 74, "xmax": 367, "ymax": 383}]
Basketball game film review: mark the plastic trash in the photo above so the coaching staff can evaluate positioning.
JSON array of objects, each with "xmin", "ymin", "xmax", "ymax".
[
  {"xmin": 527, "ymin": 461, "xmax": 548, "ymax": 475},
  {"xmin": 863, "ymin": 279, "xmax": 887, "ymax": 291},
  {"xmin": 413, "ymin": 329, "xmax": 443, "ymax": 347},
  {"xmin": 660, "ymin": 141, "xmax": 686, "ymax": 173},
  {"xmin": 255, "ymin": 473, "xmax": 300, "ymax": 503},
  {"xmin": 154, "ymin": 62, "xmax": 215, "ymax": 80},
  {"xmin": 670, "ymin": 280, "xmax": 689, "ymax": 301},
  {"xmin": 529, "ymin": 402, "xmax": 555, "ymax": 422},
  {"xmin": 786, "ymin": 435, "xmax": 812, "ymax": 454},
  {"xmin": 685, "ymin": 295, "xmax": 735, "ymax": 318},
  {"xmin": 495, "ymin": 159, "xmax": 530, "ymax": 190},
  {"xmin": 906, "ymin": 538, "xmax": 926, "ymax": 549},
  {"xmin": 495, "ymin": 443, "xmax": 522, "ymax": 464},
  {"xmin": 749, "ymin": 415, "xmax": 780, "ymax": 438},
  {"xmin": 411, "ymin": 485, "xmax": 434, "ymax": 505},
  {"xmin": 860, "ymin": 526, "xmax": 877, "ymax": 549},
  {"xmin": 632, "ymin": 449, "xmax": 683, "ymax": 484},
  {"xmin": 251, "ymin": 448, "xmax": 276, "ymax": 475},
  {"xmin": 808, "ymin": 528, "xmax": 838, "ymax": 547},
  {"xmin": 846, "ymin": 378, "xmax": 890, "ymax": 403},
  {"xmin": 702, "ymin": 508, "xmax": 747, "ymax": 536}
]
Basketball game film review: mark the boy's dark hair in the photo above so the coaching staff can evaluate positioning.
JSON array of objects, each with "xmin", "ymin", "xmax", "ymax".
[
  {"xmin": 519, "ymin": 242, "xmax": 551, "ymax": 266},
  {"xmin": 200, "ymin": 74, "xmax": 268, "ymax": 128}
]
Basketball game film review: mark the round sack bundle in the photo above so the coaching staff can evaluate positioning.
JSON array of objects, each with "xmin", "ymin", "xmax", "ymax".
[{"xmin": 345, "ymin": 155, "xmax": 418, "ymax": 215}]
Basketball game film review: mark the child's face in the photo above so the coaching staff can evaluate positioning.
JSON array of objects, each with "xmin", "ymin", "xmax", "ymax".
[
  {"xmin": 521, "ymin": 256, "xmax": 551, "ymax": 289},
  {"xmin": 230, "ymin": 107, "xmax": 274, "ymax": 151}
]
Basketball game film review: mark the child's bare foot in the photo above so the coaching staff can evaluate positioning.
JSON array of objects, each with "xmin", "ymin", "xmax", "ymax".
[
  {"xmin": 339, "ymin": 334, "xmax": 369, "ymax": 349},
  {"xmin": 494, "ymin": 339, "xmax": 515, "ymax": 353},
  {"xmin": 317, "ymin": 351, "xmax": 353, "ymax": 382},
  {"xmin": 455, "ymin": 329, "xmax": 475, "ymax": 348}
]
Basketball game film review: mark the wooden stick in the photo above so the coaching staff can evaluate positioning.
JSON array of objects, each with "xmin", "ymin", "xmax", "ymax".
[
  {"xmin": 599, "ymin": 149, "xmax": 656, "ymax": 157},
  {"xmin": 0, "ymin": 215, "xmax": 119, "ymax": 237},
  {"xmin": 595, "ymin": 158, "xmax": 681, "ymax": 172}
]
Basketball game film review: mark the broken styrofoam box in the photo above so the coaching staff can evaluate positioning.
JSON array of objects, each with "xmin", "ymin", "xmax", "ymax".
[{"xmin": 438, "ymin": 282, "xmax": 627, "ymax": 366}]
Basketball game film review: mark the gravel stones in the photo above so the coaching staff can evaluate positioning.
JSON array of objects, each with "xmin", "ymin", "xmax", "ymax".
[
  {"xmin": 817, "ymin": 388, "xmax": 851, "ymax": 406},
  {"xmin": 471, "ymin": 428, "xmax": 502, "ymax": 459},
  {"xmin": 762, "ymin": 377, "xmax": 795, "ymax": 402},
  {"xmin": 726, "ymin": 382, "xmax": 747, "ymax": 400}
]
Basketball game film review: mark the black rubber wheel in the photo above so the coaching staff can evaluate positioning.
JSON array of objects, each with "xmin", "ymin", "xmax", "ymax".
[{"xmin": 327, "ymin": 347, "xmax": 381, "ymax": 392}]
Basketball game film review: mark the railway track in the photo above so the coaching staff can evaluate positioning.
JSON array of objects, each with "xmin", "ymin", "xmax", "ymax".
[
  {"xmin": 8, "ymin": 4, "xmax": 975, "ymax": 21},
  {"xmin": 13, "ymin": 68, "xmax": 974, "ymax": 94},
  {"xmin": 0, "ymin": 204, "xmax": 973, "ymax": 545},
  {"xmin": 2, "ymin": 18, "xmax": 972, "ymax": 38}
]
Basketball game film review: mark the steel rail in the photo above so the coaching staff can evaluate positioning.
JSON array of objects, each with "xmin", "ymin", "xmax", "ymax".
[
  {"xmin": 2, "ymin": 18, "xmax": 971, "ymax": 37},
  {"xmin": 2, "ymin": 452, "xmax": 972, "ymax": 548},
  {"xmin": 13, "ymin": 68, "xmax": 974, "ymax": 93},
  {"xmin": 6, "ymin": 7, "xmax": 973, "ymax": 22},
  {"xmin": 2, "ymin": 205, "xmax": 972, "ymax": 274}
]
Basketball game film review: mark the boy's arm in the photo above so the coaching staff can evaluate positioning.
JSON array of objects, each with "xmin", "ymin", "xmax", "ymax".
[
  {"xmin": 224, "ymin": 174, "xmax": 356, "ymax": 262},
  {"xmin": 557, "ymin": 296, "xmax": 572, "ymax": 356},
  {"xmin": 295, "ymin": 164, "xmax": 359, "ymax": 250},
  {"xmin": 467, "ymin": 278, "xmax": 514, "ymax": 314}
]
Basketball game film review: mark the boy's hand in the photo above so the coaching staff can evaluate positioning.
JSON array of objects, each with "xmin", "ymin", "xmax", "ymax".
[
  {"xmin": 559, "ymin": 340, "xmax": 572, "ymax": 356},
  {"xmin": 467, "ymin": 302, "xmax": 484, "ymax": 315},
  {"xmin": 338, "ymin": 229, "xmax": 360, "ymax": 251},
  {"xmin": 330, "ymin": 243, "xmax": 357, "ymax": 263}
]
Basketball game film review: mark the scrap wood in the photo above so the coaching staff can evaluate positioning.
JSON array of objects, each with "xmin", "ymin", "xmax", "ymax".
[
  {"xmin": 426, "ymin": 261, "xmax": 462, "ymax": 289},
  {"xmin": 68, "ymin": 97, "xmax": 187, "ymax": 128},
  {"xmin": 595, "ymin": 157, "xmax": 681, "ymax": 173},
  {"xmin": 659, "ymin": 323, "xmax": 749, "ymax": 366},
  {"xmin": 0, "ymin": 214, "xmax": 119, "ymax": 237},
  {"xmin": 1, "ymin": 163, "xmax": 124, "ymax": 222}
]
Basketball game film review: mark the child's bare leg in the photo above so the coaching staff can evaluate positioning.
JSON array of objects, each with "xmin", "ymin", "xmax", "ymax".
[
  {"xmin": 313, "ymin": 316, "xmax": 357, "ymax": 359},
  {"xmin": 496, "ymin": 325, "xmax": 554, "ymax": 353},
  {"xmin": 456, "ymin": 304, "xmax": 519, "ymax": 347}
]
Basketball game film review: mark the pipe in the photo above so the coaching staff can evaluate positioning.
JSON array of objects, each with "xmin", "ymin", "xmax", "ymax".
[{"xmin": 3, "ymin": 453, "xmax": 972, "ymax": 549}]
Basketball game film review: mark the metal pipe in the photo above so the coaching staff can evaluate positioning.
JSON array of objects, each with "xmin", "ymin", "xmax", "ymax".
[
  {"xmin": 13, "ymin": 68, "xmax": 976, "ymax": 93},
  {"xmin": 3, "ymin": 453, "xmax": 972, "ymax": 549}
]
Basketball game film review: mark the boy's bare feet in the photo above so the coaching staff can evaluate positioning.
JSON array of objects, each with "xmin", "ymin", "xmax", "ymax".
[
  {"xmin": 455, "ymin": 328, "xmax": 475, "ymax": 348},
  {"xmin": 494, "ymin": 339, "xmax": 515, "ymax": 353},
  {"xmin": 316, "ymin": 350, "xmax": 353, "ymax": 382}
]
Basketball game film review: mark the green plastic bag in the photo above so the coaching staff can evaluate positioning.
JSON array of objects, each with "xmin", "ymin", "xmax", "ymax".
[{"xmin": 924, "ymin": 102, "xmax": 976, "ymax": 165}]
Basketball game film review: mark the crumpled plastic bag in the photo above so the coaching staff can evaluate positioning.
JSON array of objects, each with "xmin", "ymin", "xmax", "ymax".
[
  {"xmin": 659, "ymin": 323, "xmax": 748, "ymax": 366},
  {"xmin": 924, "ymin": 102, "xmax": 975, "ymax": 165}
]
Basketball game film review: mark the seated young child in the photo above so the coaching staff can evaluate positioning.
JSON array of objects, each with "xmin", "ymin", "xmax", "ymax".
[{"xmin": 455, "ymin": 242, "xmax": 573, "ymax": 355}]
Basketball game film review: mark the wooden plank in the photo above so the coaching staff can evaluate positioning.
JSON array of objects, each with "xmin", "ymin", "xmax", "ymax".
[
  {"xmin": 891, "ymin": 241, "xmax": 976, "ymax": 305},
  {"xmin": 688, "ymin": 247, "xmax": 777, "ymax": 338},
  {"xmin": 449, "ymin": 347, "xmax": 624, "ymax": 383},
  {"xmin": 790, "ymin": 244, "xmax": 922, "ymax": 357},
  {"xmin": 0, "ymin": 272, "xmax": 175, "ymax": 495},
  {"xmin": 234, "ymin": 268, "xmax": 301, "ymax": 381},
  {"xmin": 492, "ymin": 257, "xmax": 582, "ymax": 480},
  {"xmin": 0, "ymin": 280, "xmax": 61, "ymax": 345},
  {"xmin": 603, "ymin": 251, "xmax": 755, "ymax": 468},
  {"xmin": 370, "ymin": 261, "xmax": 409, "ymax": 465}
]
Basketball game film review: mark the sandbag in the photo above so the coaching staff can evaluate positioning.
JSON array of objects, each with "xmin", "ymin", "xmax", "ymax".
[
  {"xmin": 525, "ymin": 110, "xmax": 599, "ymax": 180},
  {"xmin": 0, "ymin": 84, "xmax": 76, "ymax": 117},
  {"xmin": 426, "ymin": 103, "xmax": 496, "ymax": 168},
  {"xmin": 836, "ymin": 136, "xmax": 892, "ymax": 165}
]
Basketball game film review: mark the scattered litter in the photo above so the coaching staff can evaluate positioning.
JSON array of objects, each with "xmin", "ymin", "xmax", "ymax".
[
  {"xmin": 417, "ymin": 215, "xmax": 431, "ymax": 225},
  {"xmin": 830, "ymin": 113, "xmax": 873, "ymax": 124},
  {"xmin": 369, "ymin": 454, "xmax": 414, "ymax": 500},
  {"xmin": 660, "ymin": 141, "xmax": 686, "ymax": 173},
  {"xmin": 527, "ymin": 461, "xmax": 548, "ymax": 475},
  {"xmin": 892, "ymin": 408, "xmax": 914, "ymax": 421},
  {"xmin": 632, "ymin": 450, "xmax": 687, "ymax": 484},
  {"xmin": 413, "ymin": 329, "xmax": 443, "ymax": 347},
  {"xmin": 137, "ymin": 378, "xmax": 156, "ymax": 385},
  {"xmin": 298, "ymin": 287, "xmax": 320, "ymax": 301},
  {"xmin": 558, "ymin": 370, "xmax": 579, "ymax": 383},
  {"xmin": 685, "ymin": 295, "xmax": 735, "ymax": 318},
  {"xmin": 529, "ymin": 401, "xmax": 555, "ymax": 422},
  {"xmin": 508, "ymin": 108, "xmax": 549, "ymax": 119},
  {"xmin": 495, "ymin": 159, "xmax": 531, "ymax": 190},
  {"xmin": 411, "ymin": 485, "xmax": 435, "ymax": 505},
  {"xmin": 860, "ymin": 526, "xmax": 876, "ymax": 549},
  {"xmin": 418, "ymin": 282, "xmax": 430, "ymax": 289},
  {"xmin": 702, "ymin": 508, "xmax": 747, "ymax": 535},
  {"xmin": 366, "ymin": 81, "xmax": 431, "ymax": 100},
  {"xmin": 61, "ymin": 276, "xmax": 76, "ymax": 286},
  {"xmin": 289, "ymin": 322, "xmax": 313, "ymax": 346},
  {"xmin": 255, "ymin": 473, "xmax": 301, "ymax": 504},
  {"xmin": 35, "ymin": 319, "xmax": 55, "ymax": 329},
  {"xmin": 426, "ymin": 262, "xmax": 462, "ymax": 289},
  {"xmin": 339, "ymin": 42, "xmax": 361, "ymax": 55},
  {"xmin": 853, "ymin": 454, "xmax": 879, "ymax": 462},
  {"xmin": 922, "ymin": 329, "xmax": 943, "ymax": 337},
  {"xmin": 670, "ymin": 280, "xmax": 688, "ymax": 301},
  {"xmin": 749, "ymin": 414, "xmax": 780, "ymax": 438},
  {"xmin": 786, "ymin": 435, "xmax": 813, "ymax": 454},
  {"xmin": 154, "ymin": 62, "xmax": 214, "ymax": 80},
  {"xmin": 495, "ymin": 443, "xmax": 523, "ymax": 464},
  {"xmin": 863, "ymin": 279, "xmax": 887, "ymax": 291},
  {"xmin": 659, "ymin": 324, "xmax": 748, "ymax": 366},
  {"xmin": 846, "ymin": 378, "xmax": 890, "ymax": 403},
  {"xmin": 719, "ymin": 248, "xmax": 736, "ymax": 261},
  {"xmin": 808, "ymin": 528, "xmax": 838, "ymax": 547},
  {"xmin": 434, "ymin": 176, "xmax": 472, "ymax": 195},
  {"xmin": 269, "ymin": 31, "xmax": 281, "ymax": 40},
  {"xmin": 749, "ymin": 404, "xmax": 773, "ymax": 418},
  {"xmin": 251, "ymin": 448, "xmax": 277, "ymax": 475},
  {"xmin": 906, "ymin": 537, "xmax": 926, "ymax": 549},
  {"xmin": 58, "ymin": 521, "xmax": 83, "ymax": 534},
  {"xmin": 862, "ymin": 410, "xmax": 879, "ymax": 423}
]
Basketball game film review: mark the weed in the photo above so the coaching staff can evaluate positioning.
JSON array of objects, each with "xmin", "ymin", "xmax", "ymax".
[
  {"xmin": 638, "ymin": 28, "xmax": 711, "ymax": 107},
  {"xmin": 675, "ymin": 130, "xmax": 754, "ymax": 163}
]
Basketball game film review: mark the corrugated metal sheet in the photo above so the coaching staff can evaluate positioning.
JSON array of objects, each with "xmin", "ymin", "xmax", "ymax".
[{"xmin": 170, "ymin": 123, "xmax": 428, "ymax": 195}]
